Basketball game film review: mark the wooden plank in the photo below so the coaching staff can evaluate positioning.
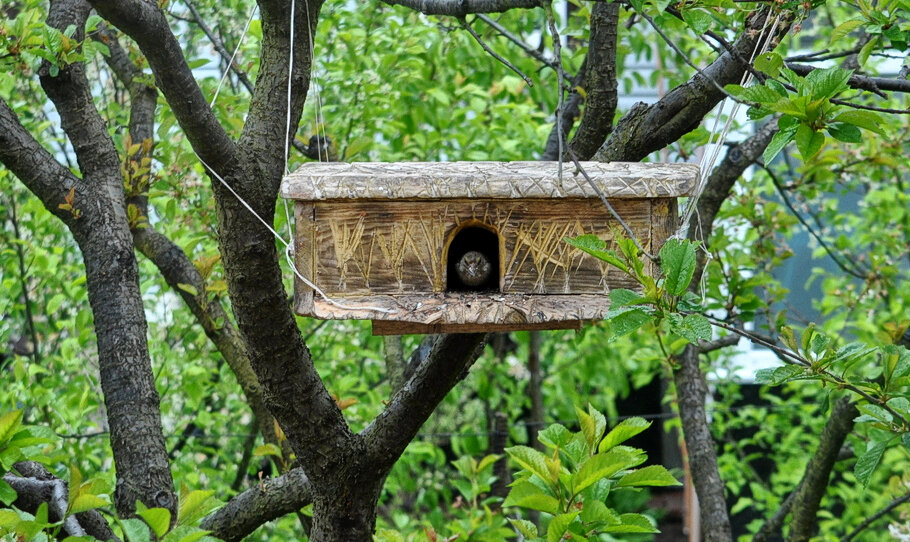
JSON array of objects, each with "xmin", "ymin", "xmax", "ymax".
[
  {"xmin": 301, "ymin": 293, "xmax": 614, "ymax": 325},
  {"xmin": 309, "ymin": 199, "xmax": 654, "ymax": 296},
  {"xmin": 282, "ymin": 161, "xmax": 698, "ymax": 201},
  {"xmin": 372, "ymin": 319, "xmax": 583, "ymax": 335},
  {"xmin": 293, "ymin": 202, "xmax": 316, "ymax": 315}
]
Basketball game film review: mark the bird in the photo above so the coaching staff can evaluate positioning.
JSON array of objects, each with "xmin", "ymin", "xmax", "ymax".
[{"xmin": 455, "ymin": 250, "xmax": 493, "ymax": 288}]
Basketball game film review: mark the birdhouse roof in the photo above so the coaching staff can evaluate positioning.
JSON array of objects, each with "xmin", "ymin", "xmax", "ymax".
[{"xmin": 281, "ymin": 161, "xmax": 697, "ymax": 201}]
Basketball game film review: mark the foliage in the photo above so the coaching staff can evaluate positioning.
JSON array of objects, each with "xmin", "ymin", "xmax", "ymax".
[{"xmin": 503, "ymin": 406, "xmax": 680, "ymax": 540}]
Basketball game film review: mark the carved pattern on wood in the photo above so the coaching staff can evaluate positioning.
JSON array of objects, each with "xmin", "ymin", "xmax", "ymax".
[{"xmin": 282, "ymin": 161, "xmax": 698, "ymax": 201}]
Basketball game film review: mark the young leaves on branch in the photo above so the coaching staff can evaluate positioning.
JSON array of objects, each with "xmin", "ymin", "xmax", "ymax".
[{"xmin": 504, "ymin": 406, "xmax": 680, "ymax": 541}]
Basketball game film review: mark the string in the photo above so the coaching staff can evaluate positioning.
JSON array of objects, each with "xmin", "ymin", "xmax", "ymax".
[
  {"xmin": 210, "ymin": 3, "xmax": 257, "ymax": 108},
  {"xmin": 677, "ymin": 10, "xmax": 779, "ymax": 238}
]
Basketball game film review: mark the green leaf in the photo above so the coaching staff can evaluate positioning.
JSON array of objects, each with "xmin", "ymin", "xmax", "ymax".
[
  {"xmin": 615, "ymin": 465, "xmax": 681, "ymax": 487},
  {"xmin": 601, "ymin": 513, "xmax": 659, "ymax": 533},
  {"xmin": 70, "ymin": 494, "xmax": 109, "ymax": 515},
  {"xmin": 546, "ymin": 511, "xmax": 579, "ymax": 542},
  {"xmin": 754, "ymin": 365, "xmax": 805, "ymax": 385},
  {"xmin": 680, "ymin": 8, "xmax": 712, "ymax": 34},
  {"xmin": 0, "ymin": 410, "xmax": 24, "ymax": 445},
  {"xmin": 564, "ymin": 235, "xmax": 629, "ymax": 274},
  {"xmin": 120, "ymin": 518, "xmax": 151, "ymax": 542},
  {"xmin": 754, "ymin": 52, "xmax": 784, "ymax": 78},
  {"xmin": 509, "ymin": 518, "xmax": 538, "ymax": 539},
  {"xmin": 503, "ymin": 481, "xmax": 560, "ymax": 515},
  {"xmin": 827, "ymin": 123, "xmax": 862, "ymax": 143},
  {"xmin": 831, "ymin": 110, "xmax": 887, "ymax": 135},
  {"xmin": 0, "ymin": 479, "xmax": 17, "ymax": 506},
  {"xmin": 795, "ymin": 124, "xmax": 825, "ymax": 159},
  {"xmin": 854, "ymin": 439, "xmax": 889, "ymax": 488},
  {"xmin": 607, "ymin": 309, "xmax": 654, "ymax": 339},
  {"xmin": 177, "ymin": 489, "xmax": 216, "ymax": 526},
  {"xmin": 137, "ymin": 507, "xmax": 171, "ymax": 539},
  {"xmin": 537, "ymin": 424, "xmax": 572, "ymax": 449},
  {"xmin": 252, "ymin": 443, "xmax": 283, "ymax": 458},
  {"xmin": 830, "ymin": 19, "xmax": 865, "ymax": 46},
  {"xmin": 659, "ymin": 239, "xmax": 696, "ymax": 296},
  {"xmin": 572, "ymin": 449, "xmax": 638, "ymax": 494},
  {"xmin": 857, "ymin": 35, "xmax": 879, "ymax": 67},
  {"xmin": 609, "ymin": 288, "xmax": 645, "ymax": 307},
  {"xmin": 805, "ymin": 66, "xmax": 853, "ymax": 100},
  {"xmin": 580, "ymin": 500, "xmax": 619, "ymax": 525},
  {"xmin": 506, "ymin": 446, "xmax": 552, "ymax": 483},
  {"xmin": 670, "ymin": 313, "xmax": 713, "ymax": 343},
  {"xmin": 857, "ymin": 404, "xmax": 893, "ymax": 424},
  {"xmin": 600, "ymin": 417, "xmax": 651, "ymax": 452},
  {"xmin": 763, "ymin": 126, "xmax": 796, "ymax": 163},
  {"xmin": 176, "ymin": 283, "xmax": 198, "ymax": 296}
]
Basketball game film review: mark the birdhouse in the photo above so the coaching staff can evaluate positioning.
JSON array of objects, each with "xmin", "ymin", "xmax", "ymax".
[{"xmin": 280, "ymin": 162, "xmax": 697, "ymax": 335}]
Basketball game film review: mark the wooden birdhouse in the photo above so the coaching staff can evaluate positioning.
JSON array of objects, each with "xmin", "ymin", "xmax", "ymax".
[{"xmin": 280, "ymin": 162, "xmax": 697, "ymax": 335}]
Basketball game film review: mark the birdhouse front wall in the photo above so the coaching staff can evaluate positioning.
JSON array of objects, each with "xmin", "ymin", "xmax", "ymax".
[
  {"xmin": 293, "ymin": 197, "xmax": 677, "ymax": 321},
  {"xmin": 303, "ymin": 198, "xmax": 657, "ymax": 297}
]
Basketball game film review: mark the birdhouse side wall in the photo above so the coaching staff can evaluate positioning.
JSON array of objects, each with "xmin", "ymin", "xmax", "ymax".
[{"xmin": 294, "ymin": 198, "xmax": 664, "ymax": 299}]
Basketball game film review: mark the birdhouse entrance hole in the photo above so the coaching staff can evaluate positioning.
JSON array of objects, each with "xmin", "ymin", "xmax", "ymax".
[{"xmin": 446, "ymin": 223, "xmax": 500, "ymax": 293}]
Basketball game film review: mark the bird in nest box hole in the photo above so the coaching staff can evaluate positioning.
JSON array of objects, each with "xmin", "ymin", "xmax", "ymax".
[{"xmin": 455, "ymin": 250, "xmax": 493, "ymax": 288}]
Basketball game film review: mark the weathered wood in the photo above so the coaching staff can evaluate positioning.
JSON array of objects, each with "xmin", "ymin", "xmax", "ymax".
[
  {"xmin": 372, "ymin": 320, "xmax": 582, "ymax": 335},
  {"xmin": 306, "ymin": 199, "xmax": 651, "ymax": 296},
  {"xmin": 284, "ymin": 161, "xmax": 697, "ymax": 333},
  {"xmin": 302, "ymin": 293, "xmax": 613, "ymax": 325},
  {"xmin": 282, "ymin": 161, "xmax": 698, "ymax": 201}
]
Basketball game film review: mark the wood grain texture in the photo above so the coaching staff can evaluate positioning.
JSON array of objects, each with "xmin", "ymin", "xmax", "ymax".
[
  {"xmin": 307, "ymin": 199, "xmax": 651, "ymax": 296},
  {"xmin": 282, "ymin": 161, "xmax": 697, "ymax": 200},
  {"xmin": 371, "ymin": 320, "xmax": 582, "ymax": 335},
  {"xmin": 302, "ymin": 293, "xmax": 612, "ymax": 325}
]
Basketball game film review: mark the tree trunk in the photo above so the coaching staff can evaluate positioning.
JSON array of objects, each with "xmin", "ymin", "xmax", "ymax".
[{"xmin": 309, "ymin": 479, "xmax": 384, "ymax": 541}]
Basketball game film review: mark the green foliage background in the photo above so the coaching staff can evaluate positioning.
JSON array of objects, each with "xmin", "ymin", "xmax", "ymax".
[{"xmin": 2, "ymin": 0, "xmax": 910, "ymax": 540}]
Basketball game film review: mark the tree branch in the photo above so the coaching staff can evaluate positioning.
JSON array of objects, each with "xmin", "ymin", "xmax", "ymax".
[
  {"xmin": 200, "ymin": 467, "xmax": 314, "ymax": 542},
  {"xmin": 362, "ymin": 333, "xmax": 488, "ymax": 473},
  {"xmin": 787, "ymin": 62, "xmax": 910, "ymax": 95},
  {"xmin": 788, "ymin": 397, "xmax": 858, "ymax": 542},
  {"xmin": 6, "ymin": 461, "xmax": 119, "ymax": 541},
  {"xmin": 379, "ymin": 0, "xmax": 540, "ymax": 16},
  {"xmin": 840, "ymin": 491, "xmax": 910, "ymax": 542},
  {"xmin": 595, "ymin": 8, "xmax": 790, "ymax": 162},
  {"xmin": 87, "ymin": 0, "xmax": 238, "ymax": 170},
  {"xmin": 568, "ymin": 1, "xmax": 619, "ymax": 160}
]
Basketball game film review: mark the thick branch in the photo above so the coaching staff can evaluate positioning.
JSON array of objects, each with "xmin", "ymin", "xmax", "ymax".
[
  {"xmin": 788, "ymin": 397, "xmax": 858, "ymax": 542},
  {"xmin": 0, "ymin": 99, "xmax": 82, "ymax": 224},
  {"xmin": 87, "ymin": 0, "xmax": 237, "ymax": 170},
  {"xmin": 200, "ymin": 467, "xmax": 313, "ymax": 542},
  {"xmin": 595, "ymin": 9, "xmax": 789, "ymax": 162},
  {"xmin": 362, "ymin": 333, "xmax": 487, "ymax": 473},
  {"xmin": 673, "ymin": 345, "xmax": 732, "ymax": 542},
  {"xmin": 569, "ymin": 1, "xmax": 619, "ymax": 160},
  {"xmin": 379, "ymin": 0, "xmax": 540, "ymax": 16},
  {"xmin": 7, "ymin": 462, "xmax": 118, "ymax": 541}
]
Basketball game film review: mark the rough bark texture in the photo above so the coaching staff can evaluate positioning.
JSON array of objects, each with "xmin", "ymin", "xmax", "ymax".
[
  {"xmin": 200, "ymin": 467, "xmax": 314, "ymax": 542},
  {"xmin": 568, "ymin": 1, "xmax": 619, "ymax": 160},
  {"xmin": 595, "ymin": 9, "xmax": 789, "ymax": 162},
  {"xmin": 787, "ymin": 398, "xmax": 858, "ymax": 542},
  {"xmin": 673, "ymin": 345, "xmax": 732, "ymax": 542},
  {"xmin": 3, "ymin": 0, "xmax": 178, "ymax": 518}
]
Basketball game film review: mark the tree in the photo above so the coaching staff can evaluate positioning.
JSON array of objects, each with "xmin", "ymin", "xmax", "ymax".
[{"xmin": 1, "ymin": 0, "xmax": 909, "ymax": 540}]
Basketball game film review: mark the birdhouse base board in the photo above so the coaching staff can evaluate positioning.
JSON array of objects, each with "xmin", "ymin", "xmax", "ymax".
[{"xmin": 371, "ymin": 320, "xmax": 583, "ymax": 336}]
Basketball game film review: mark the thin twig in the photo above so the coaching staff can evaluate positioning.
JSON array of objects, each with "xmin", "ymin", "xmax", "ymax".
[
  {"xmin": 829, "ymin": 98, "xmax": 910, "ymax": 114},
  {"xmin": 459, "ymin": 17, "xmax": 533, "ymax": 86},
  {"xmin": 541, "ymin": 1, "xmax": 564, "ymax": 182},
  {"xmin": 566, "ymin": 149, "xmax": 657, "ymax": 260},
  {"xmin": 704, "ymin": 316, "xmax": 910, "ymax": 427},
  {"xmin": 761, "ymin": 164, "xmax": 868, "ymax": 279},
  {"xmin": 475, "ymin": 13, "xmax": 558, "ymax": 71},
  {"xmin": 840, "ymin": 491, "xmax": 910, "ymax": 542},
  {"xmin": 635, "ymin": 7, "xmax": 751, "ymax": 105}
]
